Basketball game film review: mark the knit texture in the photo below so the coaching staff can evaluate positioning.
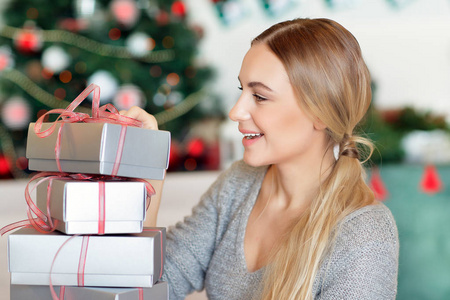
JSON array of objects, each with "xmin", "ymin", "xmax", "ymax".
[{"xmin": 162, "ymin": 160, "xmax": 399, "ymax": 300}]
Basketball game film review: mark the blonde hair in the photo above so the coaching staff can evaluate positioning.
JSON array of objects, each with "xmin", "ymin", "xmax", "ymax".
[{"xmin": 253, "ymin": 18, "xmax": 375, "ymax": 299}]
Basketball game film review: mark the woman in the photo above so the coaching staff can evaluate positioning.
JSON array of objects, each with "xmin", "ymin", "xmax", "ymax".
[{"xmin": 123, "ymin": 18, "xmax": 399, "ymax": 300}]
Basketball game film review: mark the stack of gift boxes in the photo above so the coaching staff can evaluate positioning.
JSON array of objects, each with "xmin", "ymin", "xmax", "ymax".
[{"xmin": 4, "ymin": 87, "xmax": 172, "ymax": 299}]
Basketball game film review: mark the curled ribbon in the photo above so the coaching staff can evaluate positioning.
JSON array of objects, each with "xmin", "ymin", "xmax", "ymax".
[
  {"xmin": 0, "ymin": 172, "xmax": 155, "ymax": 236},
  {"xmin": 33, "ymin": 83, "xmax": 143, "ymax": 174}
]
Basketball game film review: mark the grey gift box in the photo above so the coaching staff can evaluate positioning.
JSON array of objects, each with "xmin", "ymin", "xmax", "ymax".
[
  {"xmin": 8, "ymin": 227, "xmax": 166, "ymax": 287},
  {"xmin": 26, "ymin": 122, "xmax": 171, "ymax": 180},
  {"xmin": 10, "ymin": 281, "xmax": 168, "ymax": 299},
  {"xmin": 36, "ymin": 179, "xmax": 147, "ymax": 235}
]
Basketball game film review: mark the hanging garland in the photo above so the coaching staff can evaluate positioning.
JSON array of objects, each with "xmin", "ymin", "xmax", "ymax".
[{"xmin": 0, "ymin": 25, "xmax": 175, "ymax": 63}]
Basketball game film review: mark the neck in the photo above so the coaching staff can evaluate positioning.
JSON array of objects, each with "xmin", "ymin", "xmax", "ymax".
[{"xmin": 269, "ymin": 150, "xmax": 335, "ymax": 211}]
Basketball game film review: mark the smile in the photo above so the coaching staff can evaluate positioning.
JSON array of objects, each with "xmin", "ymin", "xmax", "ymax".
[{"xmin": 244, "ymin": 133, "xmax": 264, "ymax": 140}]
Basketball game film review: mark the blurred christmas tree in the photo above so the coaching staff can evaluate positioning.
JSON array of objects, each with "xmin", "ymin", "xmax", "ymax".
[{"xmin": 0, "ymin": 0, "xmax": 224, "ymax": 178}]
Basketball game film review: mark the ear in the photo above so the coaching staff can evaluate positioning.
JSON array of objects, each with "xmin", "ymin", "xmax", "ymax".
[{"xmin": 313, "ymin": 118, "xmax": 327, "ymax": 131}]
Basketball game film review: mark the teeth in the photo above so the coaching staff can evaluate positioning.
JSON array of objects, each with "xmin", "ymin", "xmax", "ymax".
[{"xmin": 244, "ymin": 133, "xmax": 263, "ymax": 139}]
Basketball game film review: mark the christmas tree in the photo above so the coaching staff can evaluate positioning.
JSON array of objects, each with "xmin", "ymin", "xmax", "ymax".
[{"xmin": 0, "ymin": 0, "xmax": 224, "ymax": 178}]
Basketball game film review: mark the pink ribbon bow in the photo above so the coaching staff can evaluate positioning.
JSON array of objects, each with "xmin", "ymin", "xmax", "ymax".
[{"xmin": 34, "ymin": 83, "xmax": 143, "ymax": 174}]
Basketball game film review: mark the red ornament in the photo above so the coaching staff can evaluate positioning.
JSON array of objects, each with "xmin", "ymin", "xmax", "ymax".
[
  {"xmin": 187, "ymin": 138, "xmax": 205, "ymax": 158},
  {"xmin": 171, "ymin": 1, "xmax": 187, "ymax": 18},
  {"xmin": 111, "ymin": 0, "xmax": 140, "ymax": 27},
  {"xmin": 0, "ymin": 51, "xmax": 11, "ymax": 71},
  {"xmin": 369, "ymin": 167, "xmax": 388, "ymax": 201},
  {"xmin": 14, "ymin": 29, "xmax": 42, "ymax": 53},
  {"xmin": 0, "ymin": 155, "xmax": 11, "ymax": 175},
  {"xmin": 167, "ymin": 140, "xmax": 183, "ymax": 171},
  {"xmin": 155, "ymin": 10, "xmax": 170, "ymax": 26},
  {"xmin": 420, "ymin": 164, "xmax": 443, "ymax": 194}
]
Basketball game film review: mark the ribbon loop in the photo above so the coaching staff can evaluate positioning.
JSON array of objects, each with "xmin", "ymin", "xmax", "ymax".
[{"xmin": 32, "ymin": 83, "xmax": 143, "ymax": 174}]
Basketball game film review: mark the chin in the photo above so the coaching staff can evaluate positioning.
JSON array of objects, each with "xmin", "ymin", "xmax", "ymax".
[{"xmin": 242, "ymin": 155, "xmax": 268, "ymax": 168}]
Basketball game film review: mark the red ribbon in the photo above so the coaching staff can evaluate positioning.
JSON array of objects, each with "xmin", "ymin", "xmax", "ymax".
[
  {"xmin": 0, "ymin": 172, "xmax": 155, "ymax": 236},
  {"xmin": 59, "ymin": 286, "xmax": 65, "ymax": 300},
  {"xmin": 77, "ymin": 236, "xmax": 90, "ymax": 286},
  {"xmin": 33, "ymin": 83, "xmax": 142, "ymax": 175},
  {"xmin": 98, "ymin": 182, "xmax": 106, "ymax": 235}
]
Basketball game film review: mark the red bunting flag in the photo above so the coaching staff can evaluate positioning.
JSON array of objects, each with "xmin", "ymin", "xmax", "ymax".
[
  {"xmin": 420, "ymin": 164, "xmax": 443, "ymax": 194},
  {"xmin": 369, "ymin": 167, "xmax": 389, "ymax": 201}
]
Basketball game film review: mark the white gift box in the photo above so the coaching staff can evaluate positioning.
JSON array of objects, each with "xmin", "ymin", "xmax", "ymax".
[
  {"xmin": 26, "ymin": 122, "xmax": 171, "ymax": 180},
  {"xmin": 10, "ymin": 281, "xmax": 169, "ymax": 300},
  {"xmin": 8, "ymin": 227, "xmax": 166, "ymax": 288},
  {"xmin": 36, "ymin": 179, "xmax": 147, "ymax": 235}
]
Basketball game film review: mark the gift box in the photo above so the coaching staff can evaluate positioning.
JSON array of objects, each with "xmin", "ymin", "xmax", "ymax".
[
  {"xmin": 8, "ymin": 227, "xmax": 166, "ymax": 287},
  {"xmin": 10, "ymin": 281, "xmax": 168, "ymax": 300},
  {"xmin": 36, "ymin": 179, "xmax": 147, "ymax": 235},
  {"xmin": 26, "ymin": 122, "xmax": 171, "ymax": 180}
]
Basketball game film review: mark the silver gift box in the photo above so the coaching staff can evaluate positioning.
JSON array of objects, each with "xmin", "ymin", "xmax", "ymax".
[
  {"xmin": 10, "ymin": 281, "xmax": 168, "ymax": 300},
  {"xmin": 8, "ymin": 227, "xmax": 166, "ymax": 287},
  {"xmin": 36, "ymin": 179, "xmax": 147, "ymax": 235},
  {"xmin": 26, "ymin": 122, "xmax": 171, "ymax": 180}
]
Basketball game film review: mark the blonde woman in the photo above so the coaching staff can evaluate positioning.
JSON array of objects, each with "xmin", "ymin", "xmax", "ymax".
[{"xmin": 123, "ymin": 18, "xmax": 399, "ymax": 300}]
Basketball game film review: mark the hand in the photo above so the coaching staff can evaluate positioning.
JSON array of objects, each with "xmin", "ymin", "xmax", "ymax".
[{"xmin": 120, "ymin": 106, "xmax": 158, "ymax": 130}]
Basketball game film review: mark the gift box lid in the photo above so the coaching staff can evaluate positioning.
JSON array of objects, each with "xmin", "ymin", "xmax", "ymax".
[
  {"xmin": 36, "ymin": 179, "xmax": 146, "ymax": 222},
  {"xmin": 26, "ymin": 122, "xmax": 170, "ymax": 171}
]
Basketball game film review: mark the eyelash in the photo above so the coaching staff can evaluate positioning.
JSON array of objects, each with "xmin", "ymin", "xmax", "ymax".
[{"xmin": 237, "ymin": 86, "xmax": 267, "ymax": 102}]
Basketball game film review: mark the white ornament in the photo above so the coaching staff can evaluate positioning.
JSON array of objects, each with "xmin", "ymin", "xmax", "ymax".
[
  {"xmin": 41, "ymin": 46, "xmax": 71, "ymax": 73},
  {"xmin": 126, "ymin": 32, "xmax": 153, "ymax": 57},
  {"xmin": 153, "ymin": 92, "xmax": 167, "ymax": 106},
  {"xmin": 1, "ymin": 96, "xmax": 31, "ymax": 130},
  {"xmin": 167, "ymin": 91, "xmax": 183, "ymax": 105},
  {"xmin": 87, "ymin": 70, "xmax": 119, "ymax": 103}
]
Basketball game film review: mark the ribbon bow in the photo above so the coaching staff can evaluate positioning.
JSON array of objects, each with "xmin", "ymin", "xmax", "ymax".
[{"xmin": 33, "ymin": 83, "xmax": 143, "ymax": 174}]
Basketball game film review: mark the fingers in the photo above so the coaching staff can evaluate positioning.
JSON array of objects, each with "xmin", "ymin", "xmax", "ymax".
[{"xmin": 119, "ymin": 106, "xmax": 158, "ymax": 130}]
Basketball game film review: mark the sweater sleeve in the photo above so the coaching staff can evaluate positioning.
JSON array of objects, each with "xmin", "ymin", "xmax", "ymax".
[
  {"xmin": 316, "ymin": 205, "xmax": 399, "ymax": 300},
  {"xmin": 160, "ymin": 162, "xmax": 245, "ymax": 300}
]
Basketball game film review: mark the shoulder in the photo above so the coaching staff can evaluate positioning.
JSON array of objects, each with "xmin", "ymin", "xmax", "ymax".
[
  {"xmin": 335, "ymin": 203, "xmax": 399, "ymax": 250},
  {"xmin": 314, "ymin": 204, "xmax": 399, "ymax": 299}
]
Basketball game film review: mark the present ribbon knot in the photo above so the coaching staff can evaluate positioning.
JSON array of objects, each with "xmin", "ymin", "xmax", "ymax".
[{"xmin": 34, "ymin": 83, "xmax": 143, "ymax": 175}]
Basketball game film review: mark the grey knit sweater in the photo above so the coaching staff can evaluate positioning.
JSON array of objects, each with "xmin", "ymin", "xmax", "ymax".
[{"xmin": 162, "ymin": 160, "xmax": 399, "ymax": 300}]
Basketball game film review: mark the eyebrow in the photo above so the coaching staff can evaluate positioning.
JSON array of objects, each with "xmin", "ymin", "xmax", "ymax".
[{"xmin": 238, "ymin": 77, "xmax": 273, "ymax": 92}]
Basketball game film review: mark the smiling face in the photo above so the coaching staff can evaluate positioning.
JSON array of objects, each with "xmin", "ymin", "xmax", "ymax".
[{"xmin": 229, "ymin": 43, "xmax": 329, "ymax": 168}]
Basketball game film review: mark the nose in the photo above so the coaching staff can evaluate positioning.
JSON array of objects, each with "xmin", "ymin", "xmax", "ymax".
[{"xmin": 229, "ymin": 94, "xmax": 251, "ymax": 122}]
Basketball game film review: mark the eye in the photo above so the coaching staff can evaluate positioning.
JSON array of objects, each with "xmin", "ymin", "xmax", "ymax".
[
  {"xmin": 252, "ymin": 93, "xmax": 267, "ymax": 101},
  {"xmin": 238, "ymin": 86, "xmax": 243, "ymax": 90}
]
